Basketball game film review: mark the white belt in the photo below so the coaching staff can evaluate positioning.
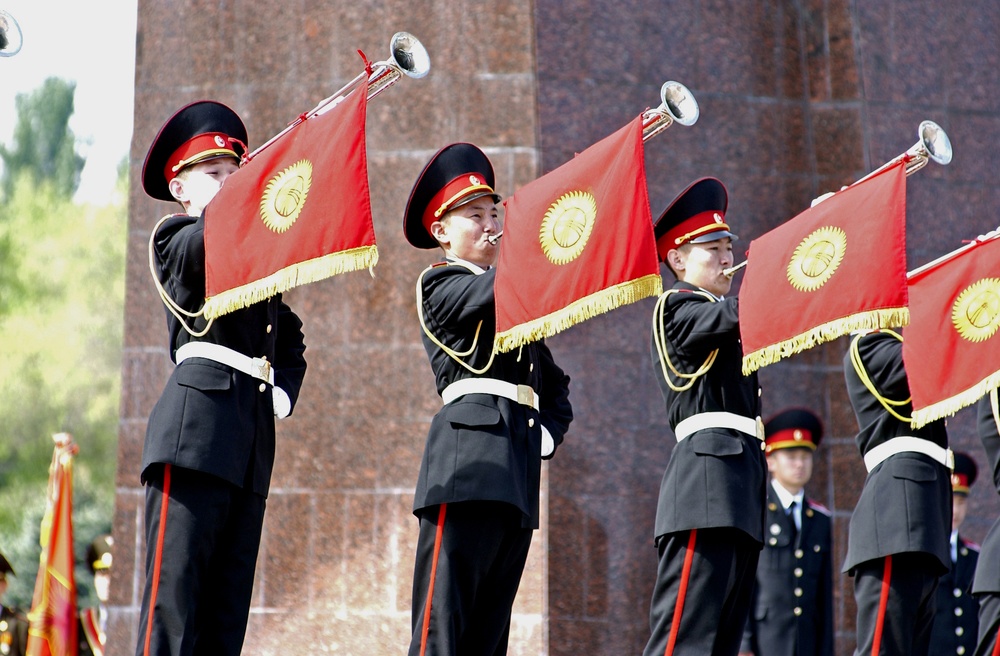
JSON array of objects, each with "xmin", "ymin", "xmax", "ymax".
[
  {"xmin": 673, "ymin": 412, "xmax": 764, "ymax": 442},
  {"xmin": 440, "ymin": 378, "xmax": 539, "ymax": 411},
  {"xmin": 863, "ymin": 436, "xmax": 954, "ymax": 473},
  {"xmin": 175, "ymin": 342, "xmax": 274, "ymax": 385}
]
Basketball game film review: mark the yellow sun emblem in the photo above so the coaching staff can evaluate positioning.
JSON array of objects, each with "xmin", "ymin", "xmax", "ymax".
[
  {"xmin": 786, "ymin": 226, "xmax": 847, "ymax": 292},
  {"xmin": 259, "ymin": 159, "xmax": 313, "ymax": 233},
  {"xmin": 539, "ymin": 190, "xmax": 597, "ymax": 265},
  {"xmin": 952, "ymin": 278, "xmax": 1000, "ymax": 342}
]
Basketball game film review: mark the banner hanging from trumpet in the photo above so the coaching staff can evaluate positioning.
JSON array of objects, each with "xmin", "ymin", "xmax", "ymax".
[
  {"xmin": 493, "ymin": 116, "xmax": 660, "ymax": 352},
  {"xmin": 738, "ymin": 159, "xmax": 910, "ymax": 374},
  {"xmin": 904, "ymin": 232, "xmax": 1000, "ymax": 428},
  {"xmin": 202, "ymin": 85, "xmax": 376, "ymax": 319},
  {"xmin": 26, "ymin": 434, "xmax": 78, "ymax": 656}
]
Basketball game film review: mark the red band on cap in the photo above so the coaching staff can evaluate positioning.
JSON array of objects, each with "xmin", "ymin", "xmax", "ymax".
[
  {"xmin": 657, "ymin": 209, "xmax": 731, "ymax": 260},
  {"xmin": 952, "ymin": 472, "xmax": 970, "ymax": 494},
  {"xmin": 764, "ymin": 428, "xmax": 817, "ymax": 454},
  {"xmin": 422, "ymin": 173, "xmax": 495, "ymax": 235},
  {"xmin": 164, "ymin": 132, "xmax": 238, "ymax": 184}
]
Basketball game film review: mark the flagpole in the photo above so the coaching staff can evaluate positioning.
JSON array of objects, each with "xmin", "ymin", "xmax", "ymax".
[{"xmin": 906, "ymin": 229, "xmax": 1000, "ymax": 281}]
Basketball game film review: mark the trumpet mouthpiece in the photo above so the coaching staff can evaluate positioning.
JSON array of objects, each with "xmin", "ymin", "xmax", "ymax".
[{"xmin": 487, "ymin": 232, "xmax": 503, "ymax": 245}]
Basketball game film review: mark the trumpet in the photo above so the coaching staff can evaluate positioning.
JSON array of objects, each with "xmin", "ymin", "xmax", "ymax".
[
  {"xmin": 642, "ymin": 81, "xmax": 700, "ymax": 141},
  {"xmin": 722, "ymin": 120, "xmax": 954, "ymax": 279},
  {"xmin": 487, "ymin": 232, "xmax": 502, "ymax": 245},
  {"xmin": 248, "ymin": 32, "xmax": 430, "ymax": 160},
  {"xmin": 0, "ymin": 9, "xmax": 22, "ymax": 57}
]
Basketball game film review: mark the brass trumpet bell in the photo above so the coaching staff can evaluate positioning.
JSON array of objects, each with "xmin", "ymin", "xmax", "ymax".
[
  {"xmin": 642, "ymin": 80, "xmax": 700, "ymax": 141},
  {"xmin": 914, "ymin": 120, "xmax": 952, "ymax": 167},
  {"xmin": 0, "ymin": 10, "xmax": 23, "ymax": 57},
  {"xmin": 389, "ymin": 32, "xmax": 430, "ymax": 80}
]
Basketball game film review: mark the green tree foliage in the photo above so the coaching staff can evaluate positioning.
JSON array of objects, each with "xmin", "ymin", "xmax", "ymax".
[
  {"xmin": 0, "ymin": 166, "xmax": 126, "ymax": 608},
  {"xmin": 0, "ymin": 77, "xmax": 85, "ymax": 199}
]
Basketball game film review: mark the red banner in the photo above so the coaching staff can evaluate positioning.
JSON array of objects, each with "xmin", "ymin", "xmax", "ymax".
[
  {"xmin": 739, "ymin": 160, "xmax": 910, "ymax": 374},
  {"xmin": 27, "ymin": 435, "xmax": 78, "ymax": 656},
  {"xmin": 494, "ymin": 117, "xmax": 660, "ymax": 352},
  {"xmin": 904, "ymin": 234, "xmax": 1000, "ymax": 427},
  {"xmin": 202, "ymin": 86, "xmax": 376, "ymax": 319}
]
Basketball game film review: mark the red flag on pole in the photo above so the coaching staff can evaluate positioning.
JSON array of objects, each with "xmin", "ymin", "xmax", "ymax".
[
  {"xmin": 202, "ymin": 85, "xmax": 376, "ymax": 319},
  {"xmin": 904, "ymin": 233, "xmax": 1000, "ymax": 428},
  {"xmin": 738, "ymin": 160, "xmax": 910, "ymax": 374},
  {"xmin": 26, "ymin": 434, "xmax": 78, "ymax": 656},
  {"xmin": 493, "ymin": 117, "xmax": 661, "ymax": 352}
]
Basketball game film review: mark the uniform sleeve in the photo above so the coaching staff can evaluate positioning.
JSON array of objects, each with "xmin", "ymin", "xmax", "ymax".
[
  {"xmin": 154, "ymin": 214, "xmax": 207, "ymax": 291},
  {"xmin": 978, "ymin": 392, "xmax": 1000, "ymax": 493},
  {"xmin": 537, "ymin": 341, "xmax": 572, "ymax": 459},
  {"xmin": 421, "ymin": 266, "xmax": 497, "ymax": 331},
  {"xmin": 274, "ymin": 298, "xmax": 308, "ymax": 414},
  {"xmin": 855, "ymin": 332, "xmax": 909, "ymax": 400},
  {"xmin": 663, "ymin": 293, "xmax": 741, "ymax": 354}
]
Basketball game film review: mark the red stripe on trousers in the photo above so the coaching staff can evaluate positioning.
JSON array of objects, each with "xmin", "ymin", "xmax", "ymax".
[
  {"xmin": 664, "ymin": 529, "xmax": 698, "ymax": 656},
  {"xmin": 871, "ymin": 554, "xmax": 892, "ymax": 656},
  {"xmin": 143, "ymin": 463, "xmax": 172, "ymax": 656},
  {"xmin": 419, "ymin": 503, "xmax": 448, "ymax": 656},
  {"xmin": 992, "ymin": 622, "xmax": 1000, "ymax": 656}
]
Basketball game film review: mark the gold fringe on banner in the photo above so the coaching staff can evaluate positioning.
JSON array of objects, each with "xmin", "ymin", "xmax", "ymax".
[
  {"xmin": 493, "ymin": 274, "xmax": 662, "ymax": 353},
  {"xmin": 911, "ymin": 370, "xmax": 1000, "ymax": 429},
  {"xmin": 741, "ymin": 306, "xmax": 910, "ymax": 375},
  {"xmin": 203, "ymin": 245, "xmax": 379, "ymax": 320}
]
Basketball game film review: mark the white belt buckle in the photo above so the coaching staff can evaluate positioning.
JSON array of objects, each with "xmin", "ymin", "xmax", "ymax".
[
  {"xmin": 517, "ymin": 384, "xmax": 535, "ymax": 408},
  {"xmin": 251, "ymin": 357, "xmax": 271, "ymax": 384}
]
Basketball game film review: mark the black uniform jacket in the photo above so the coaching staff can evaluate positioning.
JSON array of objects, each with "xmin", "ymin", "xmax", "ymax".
[
  {"xmin": 973, "ymin": 393, "xmax": 1000, "ymax": 596},
  {"xmin": 414, "ymin": 262, "xmax": 573, "ymax": 529},
  {"xmin": 743, "ymin": 483, "xmax": 834, "ymax": 656},
  {"xmin": 842, "ymin": 331, "xmax": 951, "ymax": 574},
  {"xmin": 649, "ymin": 281, "xmax": 765, "ymax": 543},
  {"xmin": 0, "ymin": 605, "xmax": 27, "ymax": 656},
  {"xmin": 142, "ymin": 214, "xmax": 308, "ymax": 496},
  {"xmin": 929, "ymin": 533, "xmax": 980, "ymax": 655}
]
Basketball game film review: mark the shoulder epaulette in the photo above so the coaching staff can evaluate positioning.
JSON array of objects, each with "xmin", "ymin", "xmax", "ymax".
[
  {"xmin": 962, "ymin": 537, "xmax": 981, "ymax": 552},
  {"xmin": 807, "ymin": 499, "xmax": 832, "ymax": 516}
]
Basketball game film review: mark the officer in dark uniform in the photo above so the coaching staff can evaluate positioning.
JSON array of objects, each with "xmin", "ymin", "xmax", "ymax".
[
  {"xmin": 403, "ymin": 143, "xmax": 573, "ymax": 656},
  {"xmin": 80, "ymin": 534, "xmax": 113, "ymax": 656},
  {"xmin": 0, "ymin": 553, "xmax": 27, "ymax": 656},
  {"xmin": 136, "ymin": 101, "xmax": 308, "ymax": 656},
  {"xmin": 843, "ymin": 330, "xmax": 952, "ymax": 656},
  {"xmin": 644, "ymin": 178, "xmax": 767, "ymax": 656},
  {"xmin": 740, "ymin": 408, "xmax": 833, "ymax": 656},
  {"xmin": 973, "ymin": 389, "xmax": 1000, "ymax": 655},
  {"xmin": 929, "ymin": 451, "xmax": 980, "ymax": 656}
]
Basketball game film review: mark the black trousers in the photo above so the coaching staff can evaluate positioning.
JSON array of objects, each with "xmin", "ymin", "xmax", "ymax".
[
  {"xmin": 974, "ymin": 593, "xmax": 1000, "ymax": 656},
  {"xmin": 408, "ymin": 501, "xmax": 533, "ymax": 656},
  {"xmin": 643, "ymin": 527, "xmax": 760, "ymax": 656},
  {"xmin": 852, "ymin": 553, "xmax": 938, "ymax": 656},
  {"xmin": 135, "ymin": 464, "xmax": 266, "ymax": 656}
]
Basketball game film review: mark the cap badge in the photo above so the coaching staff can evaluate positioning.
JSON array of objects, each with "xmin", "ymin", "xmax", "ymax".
[
  {"xmin": 539, "ymin": 190, "xmax": 596, "ymax": 265},
  {"xmin": 951, "ymin": 277, "xmax": 1000, "ymax": 343},
  {"xmin": 787, "ymin": 226, "xmax": 847, "ymax": 292},
  {"xmin": 214, "ymin": 135, "xmax": 227, "ymax": 148},
  {"xmin": 794, "ymin": 429, "xmax": 803, "ymax": 441},
  {"xmin": 713, "ymin": 212, "xmax": 723, "ymax": 224},
  {"xmin": 260, "ymin": 159, "xmax": 313, "ymax": 233},
  {"xmin": 470, "ymin": 175, "xmax": 481, "ymax": 186}
]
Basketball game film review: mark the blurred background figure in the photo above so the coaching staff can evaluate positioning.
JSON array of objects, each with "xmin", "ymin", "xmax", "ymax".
[
  {"xmin": 0, "ymin": 551, "xmax": 27, "ymax": 656},
  {"xmin": 929, "ymin": 451, "xmax": 980, "ymax": 656},
  {"xmin": 79, "ymin": 534, "xmax": 112, "ymax": 656},
  {"xmin": 740, "ymin": 408, "xmax": 833, "ymax": 656}
]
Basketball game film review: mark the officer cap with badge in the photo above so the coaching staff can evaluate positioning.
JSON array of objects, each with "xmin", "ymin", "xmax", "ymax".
[
  {"xmin": 142, "ymin": 100, "xmax": 248, "ymax": 202},
  {"xmin": 763, "ymin": 407, "xmax": 824, "ymax": 455},
  {"xmin": 86, "ymin": 534, "xmax": 113, "ymax": 575},
  {"xmin": 952, "ymin": 451, "xmax": 978, "ymax": 496},
  {"xmin": 652, "ymin": 177, "xmax": 736, "ymax": 263},
  {"xmin": 404, "ymin": 143, "xmax": 501, "ymax": 249}
]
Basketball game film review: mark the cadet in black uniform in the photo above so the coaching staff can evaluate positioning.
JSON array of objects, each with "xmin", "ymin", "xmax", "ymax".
[
  {"xmin": 973, "ymin": 389, "xmax": 1000, "ymax": 656},
  {"xmin": 740, "ymin": 408, "xmax": 833, "ymax": 656},
  {"xmin": 843, "ymin": 330, "xmax": 952, "ymax": 656},
  {"xmin": 644, "ymin": 178, "xmax": 767, "ymax": 656},
  {"xmin": 136, "ymin": 101, "xmax": 308, "ymax": 656},
  {"xmin": 0, "ymin": 553, "xmax": 27, "ymax": 656},
  {"xmin": 80, "ymin": 534, "xmax": 113, "ymax": 656},
  {"xmin": 929, "ymin": 451, "xmax": 980, "ymax": 656},
  {"xmin": 403, "ymin": 143, "xmax": 573, "ymax": 656}
]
